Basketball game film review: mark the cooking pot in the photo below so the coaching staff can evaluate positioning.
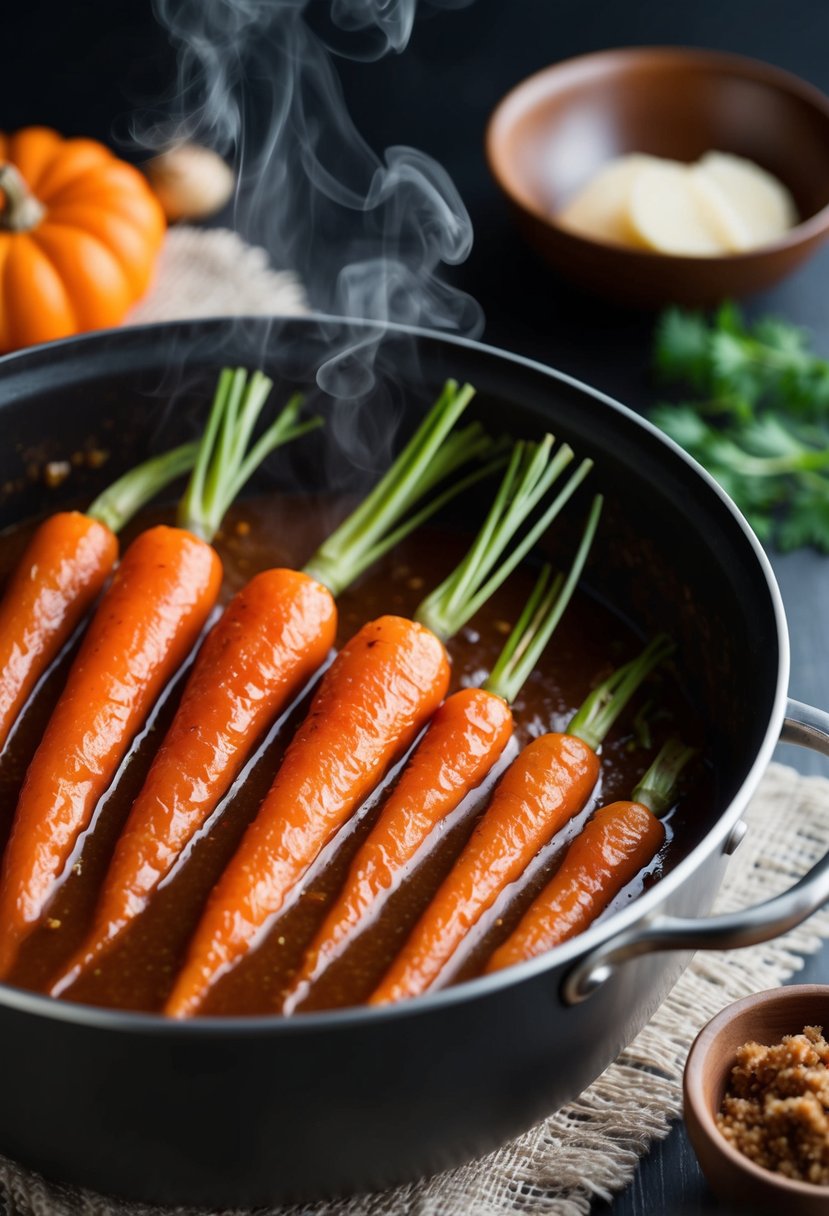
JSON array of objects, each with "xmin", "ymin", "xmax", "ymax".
[{"xmin": 0, "ymin": 315, "xmax": 827, "ymax": 1207}]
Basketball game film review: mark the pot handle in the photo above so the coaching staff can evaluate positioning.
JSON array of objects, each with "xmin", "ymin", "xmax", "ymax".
[{"xmin": 562, "ymin": 698, "xmax": 829, "ymax": 1006}]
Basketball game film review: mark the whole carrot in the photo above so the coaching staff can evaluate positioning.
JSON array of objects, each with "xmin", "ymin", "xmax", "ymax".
[
  {"xmin": 165, "ymin": 434, "xmax": 594, "ymax": 1017},
  {"xmin": 0, "ymin": 368, "xmax": 318, "ymax": 977},
  {"xmin": 282, "ymin": 688, "xmax": 513, "ymax": 1013},
  {"xmin": 283, "ymin": 497, "xmax": 603, "ymax": 1013},
  {"xmin": 166, "ymin": 614, "xmax": 450, "ymax": 1017},
  {"xmin": 368, "ymin": 634, "xmax": 674, "ymax": 1005},
  {"xmin": 0, "ymin": 441, "xmax": 198, "ymax": 753},
  {"xmin": 486, "ymin": 739, "xmax": 695, "ymax": 972},
  {"xmin": 0, "ymin": 527, "xmax": 221, "ymax": 975},
  {"xmin": 50, "ymin": 382, "xmax": 503, "ymax": 994}
]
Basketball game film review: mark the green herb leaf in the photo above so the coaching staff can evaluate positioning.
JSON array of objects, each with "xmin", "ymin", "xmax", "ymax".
[
  {"xmin": 752, "ymin": 317, "xmax": 810, "ymax": 357},
  {"xmin": 650, "ymin": 305, "xmax": 829, "ymax": 554},
  {"xmin": 777, "ymin": 490, "xmax": 829, "ymax": 553},
  {"xmin": 653, "ymin": 308, "xmax": 711, "ymax": 388}
]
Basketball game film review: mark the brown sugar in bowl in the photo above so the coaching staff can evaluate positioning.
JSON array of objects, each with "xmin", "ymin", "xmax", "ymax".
[
  {"xmin": 486, "ymin": 47, "xmax": 829, "ymax": 307},
  {"xmin": 684, "ymin": 984, "xmax": 829, "ymax": 1214}
]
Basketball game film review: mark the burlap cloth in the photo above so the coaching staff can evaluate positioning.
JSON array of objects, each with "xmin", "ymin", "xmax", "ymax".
[
  {"xmin": 128, "ymin": 226, "xmax": 310, "ymax": 323},
  {"xmin": 3, "ymin": 231, "xmax": 828, "ymax": 1214}
]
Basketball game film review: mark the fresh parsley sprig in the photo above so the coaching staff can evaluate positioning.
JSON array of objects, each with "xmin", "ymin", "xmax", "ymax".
[{"xmin": 651, "ymin": 304, "xmax": 829, "ymax": 552}]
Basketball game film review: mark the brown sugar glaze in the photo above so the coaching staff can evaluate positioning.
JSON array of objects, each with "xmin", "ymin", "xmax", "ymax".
[{"xmin": 0, "ymin": 491, "xmax": 708, "ymax": 1016}]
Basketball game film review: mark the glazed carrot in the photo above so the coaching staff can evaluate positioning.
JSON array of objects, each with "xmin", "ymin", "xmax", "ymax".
[
  {"xmin": 165, "ymin": 433, "xmax": 594, "ymax": 1017},
  {"xmin": 0, "ymin": 441, "xmax": 198, "ymax": 753},
  {"xmin": 486, "ymin": 739, "xmax": 695, "ymax": 972},
  {"xmin": 369, "ymin": 634, "xmax": 674, "ymax": 1005},
  {"xmin": 0, "ymin": 368, "xmax": 318, "ymax": 977},
  {"xmin": 283, "ymin": 497, "xmax": 604, "ymax": 1012},
  {"xmin": 0, "ymin": 527, "xmax": 222, "ymax": 974},
  {"xmin": 50, "ymin": 381, "xmax": 503, "ymax": 994},
  {"xmin": 282, "ymin": 687, "xmax": 513, "ymax": 1011},
  {"xmin": 166, "ymin": 614, "xmax": 450, "ymax": 1017}
]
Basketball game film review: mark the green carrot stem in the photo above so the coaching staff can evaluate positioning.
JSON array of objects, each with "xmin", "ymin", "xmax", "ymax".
[
  {"xmin": 439, "ymin": 441, "xmax": 531, "ymax": 621},
  {"xmin": 567, "ymin": 634, "xmax": 675, "ymax": 752},
  {"xmin": 413, "ymin": 423, "xmax": 502, "ymax": 500},
  {"xmin": 415, "ymin": 432, "xmax": 594, "ymax": 642},
  {"xmin": 632, "ymin": 738, "xmax": 696, "ymax": 817},
  {"xmin": 302, "ymin": 381, "xmax": 499, "ymax": 597},
  {"xmin": 177, "ymin": 367, "xmax": 233, "ymax": 538},
  {"xmin": 321, "ymin": 381, "xmax": 469, "ymax": 556},
  {"xmin": 485, "ymin": 494, "xmax": 603, "ymax": 704},
  {"xmin": 204, "ymin": 368, "xmax": 248, "ymax": 516},
  {"xmin": 353, "ymin": 453, "xmax": 508, "ymax": 578},
  {"xmin": 226, "ymin": 398, "xmax": 319, "ymax": 507},
  {"xmin": 487, "ymin": 564, "xmax": 560, "ymax": 688},
  {"xmin": 442, "ymin": 449, "xmax": 590, "ymax": 629},
  {"xmin": 177, "ymin": 368, "xmax": 321, "ymax": 543},
  {"xmin": 86, "ymin": 441, "xmax": 199, "ymax": 533}
]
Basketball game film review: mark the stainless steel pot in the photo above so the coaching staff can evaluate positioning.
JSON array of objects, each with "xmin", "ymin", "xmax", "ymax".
[{"xmin": 0, "ymin": 315, "xmax": 827, "ymax": 1207}]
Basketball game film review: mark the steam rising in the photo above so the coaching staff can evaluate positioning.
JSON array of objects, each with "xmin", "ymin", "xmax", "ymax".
[{"xmin": 140, "ymin": 0, "xmax": 482, "ymax": 395}]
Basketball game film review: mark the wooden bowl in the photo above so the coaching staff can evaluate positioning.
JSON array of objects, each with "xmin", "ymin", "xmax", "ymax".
[
  {"xmin": 486, "ymin": 48, "xmax": 829, "ymax": 307},
  {"xmin": 684, "ymin": 985, "xmax": 829, "ymax": 1213}
]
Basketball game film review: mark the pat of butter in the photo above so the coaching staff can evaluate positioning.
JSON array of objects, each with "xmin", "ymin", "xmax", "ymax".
[
  {"xmin": 557, "ymin": 150, "xmax": 796, "ymax": 256},
  {"xmin": 699, "ymin": 152, "xmax": 797, "ymax": 247},
  {"xmin": 557, "ymin": 154, "xmax": 659, "ymax": 246},
  {"xmin": 628, "ymin": 161, "xmax": 751, "ymax": 256}
]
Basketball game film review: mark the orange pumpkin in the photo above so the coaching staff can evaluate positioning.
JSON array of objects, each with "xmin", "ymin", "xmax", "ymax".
[{"xmin": 0, "ymin": 127, "xmax": 166, "ymax": 353}]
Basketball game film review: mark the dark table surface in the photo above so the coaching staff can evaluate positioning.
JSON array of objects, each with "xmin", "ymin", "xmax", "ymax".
[{"xmin": 5, "ymin": 0, "xmax": 829, "ymax": 1210}]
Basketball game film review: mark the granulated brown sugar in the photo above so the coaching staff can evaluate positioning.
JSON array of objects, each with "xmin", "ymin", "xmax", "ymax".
[{"xmin": 717, "ymin": 1025, "xmax": 829, "ymax": 1185}]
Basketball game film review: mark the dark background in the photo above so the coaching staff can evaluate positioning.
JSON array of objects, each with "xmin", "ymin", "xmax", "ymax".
[
  {"xmin": 4, "ymin": 1, "xmax": 829, "ymax": 1212},
  {"xmin": 4, "ymin": 0, "xmax": 827, "ymax": 411}
]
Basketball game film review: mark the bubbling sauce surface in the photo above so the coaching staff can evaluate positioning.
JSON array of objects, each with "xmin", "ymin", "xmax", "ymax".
[{"xmin": 0, "ymin": 493, "xmax": 707, "ymax": 1016}]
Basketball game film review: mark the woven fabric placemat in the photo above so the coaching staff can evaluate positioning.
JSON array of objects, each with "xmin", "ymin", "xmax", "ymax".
[
  {"xmin": 2, "ymin": 761, "xmax": 827, "ymax": 1216},
  {"xmin": 127, "ymin": 226, "xmax": 309, "ymax": 323},
  {"xmin": 2, "ymin": 231, "xmax": 828, "ymax": 1214}
]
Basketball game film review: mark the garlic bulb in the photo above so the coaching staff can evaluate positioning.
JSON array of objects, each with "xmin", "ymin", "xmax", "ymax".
[{"xmin": 144, "ymin": 144, "xmax": 235, "ymax": 223}]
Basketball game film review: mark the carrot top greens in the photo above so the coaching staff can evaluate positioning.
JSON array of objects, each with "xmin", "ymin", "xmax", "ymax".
[
  {"xmin": 303, "ymin": 380, "xmax": 505, "ymax": 597},
  {"xmin": 632, "ymin": 738, "xmax": 696, "ymax": 817},
  {"xmin": 86, "ymin": 442, "xmax": 199, "ymax": 533},
  {"xmin": 567, "ymin": 634, "xmax": 674, "ymax": 752},
  {"xmin": 179, "ymin": 368, "xmax": 322, "ymax": 543},
  {"xmin": 415, "ymin": 436, "xmax": 593, "ymax": 642},
  {"xmin": 484, "ymin": 494, "xmax": 603, "ymax": 705}
]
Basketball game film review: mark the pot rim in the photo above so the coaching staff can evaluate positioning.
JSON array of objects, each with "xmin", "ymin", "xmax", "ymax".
[{"xmin": 0, "ymin": 314, "xmax": 791, "ymax": 1033}]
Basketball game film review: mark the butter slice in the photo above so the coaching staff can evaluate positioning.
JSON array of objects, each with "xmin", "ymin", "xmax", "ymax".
[
  {"xmin": 698, "ymin": 151, "xmax": 797, "ymax": 246},
  {"xmin": 627, "ymin": 161, "xmax": 734, "ymax": 255},
  {"xmin": 558, "ymin": 155, "xmax": 659, "ymax": 247},
  {"xmin": 556, "ymin": 150, "xmax": 795, "ymax": 255}
]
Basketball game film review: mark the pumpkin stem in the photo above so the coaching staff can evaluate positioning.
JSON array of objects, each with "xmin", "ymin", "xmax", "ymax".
[{"xmin": 0, "ymin": 164, "xmax": 45, "ymax": 233}]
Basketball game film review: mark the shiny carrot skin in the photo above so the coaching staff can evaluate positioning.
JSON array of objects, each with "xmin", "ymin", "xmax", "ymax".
[
  {"xmin": 369, "ymin": 732, "xmax": 599, "ymax": 1004},
  {"xmin": 51, "ymin": 569, "xmax": 337, "ymax": 990},
  {"xmin": 52, "ymin": 379, "xmax": 493, "ymax": 997},
  {"xmin": 0, "ymin": 512, "xmax": 117, "ymax": 752},
  {"xmin": 485, "ymin": 800, "xmax": 664, "ymax": 973},
  {"xmin": 283, "ymin": 687, "xmax": 513, "ymax": 1010},
  {"xmin": 165, "ymin": 614, "xmax": 450, "ymax": 1017},
  {"xmin": 0, "ymin": 439, "xmax": 199, "ymax": 754},
  {"xmin": 0, "ymin": 525, "xmax": 222, "ymax": 976},
  {"xmin": 284, "ymin": 499, "xmax": 604, "ymax": 1011}
]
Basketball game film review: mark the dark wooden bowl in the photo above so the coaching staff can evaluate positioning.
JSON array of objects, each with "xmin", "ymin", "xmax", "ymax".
[
  {"xmin": 486, "ymin": 47, "xmax": 829, "ymax": 307},
  {"xmin": 684, "ymin": 985, "xmax": 829, "ymax": 1213}
]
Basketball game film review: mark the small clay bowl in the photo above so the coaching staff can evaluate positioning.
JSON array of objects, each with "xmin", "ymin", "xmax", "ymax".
[
  {"xmin": 684, "ymin": 984, "xmax": 829, "ymax": 1214},
  {"xmin": 486, "ymin": 47, "xmax": 829, "ymax": 307}
]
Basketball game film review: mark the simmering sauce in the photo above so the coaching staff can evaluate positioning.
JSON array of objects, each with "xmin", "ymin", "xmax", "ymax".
[{"xmin": 0, "ymin": 492, "xmax": 707, "ymax": 1016}]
